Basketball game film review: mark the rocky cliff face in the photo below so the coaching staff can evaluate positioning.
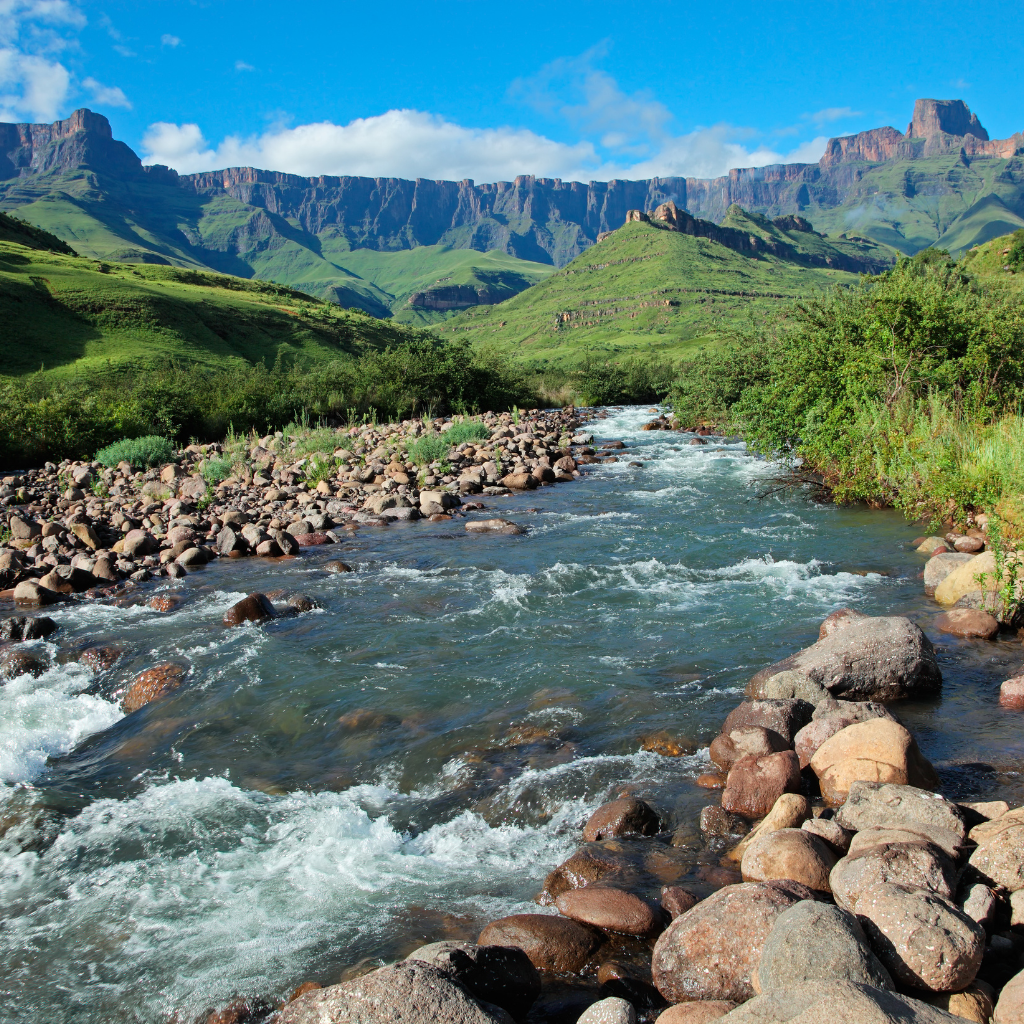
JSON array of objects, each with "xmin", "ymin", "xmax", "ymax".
[{"xmin": 1, "ymin": 99, "xmax": 1021, "ymax": 270}]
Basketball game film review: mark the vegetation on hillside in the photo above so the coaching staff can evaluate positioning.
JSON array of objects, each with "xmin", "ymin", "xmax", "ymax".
[
  {"xmin": 436, "ymin": 220, "xmax": 894, "ymax": 370},
  {"xmin": 670, "ymin": 233, "xmax": 1024, "ymax": 526}
]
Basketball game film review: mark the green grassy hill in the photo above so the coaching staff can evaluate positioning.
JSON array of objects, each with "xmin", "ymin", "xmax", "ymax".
[
  {"xmin": 435, "ymin": 219, "xmax": 889, "ymax": 368},
  {"xmin": 0, "ymin": 237, "xmax": 423, "ymax": 380}
]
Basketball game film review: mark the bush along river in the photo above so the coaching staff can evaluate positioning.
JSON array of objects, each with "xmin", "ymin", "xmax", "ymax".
[{"xmin": 2, "ymin": 405, "xmax": 1024, "ymax": 1024}]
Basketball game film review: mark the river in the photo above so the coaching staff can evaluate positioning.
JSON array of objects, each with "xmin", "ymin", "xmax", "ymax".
[{"xmin": 1, "ymin": 406, "xmax": 1022, "ymax": 1023}]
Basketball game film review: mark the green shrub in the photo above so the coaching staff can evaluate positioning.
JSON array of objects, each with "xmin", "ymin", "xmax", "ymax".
[
  {"xmin": 95, "ymin": 435, "xmax": 175, "ymax": 469},
  {"xmin": 202, "ymin": 456, "xmax": 233, "ymax": 484},
  {"xmin": 303, "ymin": 455, "xmax": 339, "ymax": 487},
  {"xmin": 408, "ymin": 433, "xmax": 451, "ymax": 466},
  {"xmin": 571, "ymin": 355, "xmax": 675, "ymax": 406},
  {"xmin": 443, "ymin": 420, "xmax": 491, "ymax": 446}
]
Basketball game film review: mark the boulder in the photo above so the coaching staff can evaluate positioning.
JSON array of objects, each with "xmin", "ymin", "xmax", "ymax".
[
  {"xmin": 276, "ymin": 962, "xmax": 513, "ymax": 1024},
  {"xmin": 660, "ymin": 886, "xmax": 700, "ymax": 919},
  {"xmin": 722, "ymin": 751, "xmax": 801, "ymax": 819},
  {"xmin": 835, "ymin": 782, "xmax": 968, "ymax": 840},
  {"xmin": 651, "ymin": 882, "xmax": 804, "ymax": 1004},
  {"xmin": 722, "ymin": 699, "xmax": 814, "ymax": 746},
  {"xmin": 848, "ymin": 825, "xmax": 964, "ymax": 861},
  {"xmin": 477, "ymin": 914, "xmax": 601, "ymax": 973},
  {"xmin": 0, "ymin": 615, "xmax": 57, "ymax": 641},
  {"xmin": 577, "ymin": 997, "xmax": 636, "ymax": 1024},
  {"xmin": 216, "ymin": 527, "xmax": 247, "ymax": 555},
  {"xmin": 917, "ymin": 537, "xmax": 951, "ymax": 555},
  {"xmin": 465, "ymin": 519, "xmax": 525, "ymax": 535},
  {"xmin": 538, "ymin": 846, "xmax": 634, "ymax": 904},
  {"xmin": 404, "ymin": 941, "xmax": 539, "ymax": 1021},
  {"xmin": 933, "ymin": 608, "xmax": 999, "ymax": 639},
  {"xmin": 222, "ymin": 594, "xmax": 277, "ymax": 627},
  {"xmin": 710, "ymin": 727, "xmax": 788, "ymax": 771},
  {"xmin": 933, "ymin": 551, "xmax": 998, "ymax": 608},
  {"xmin": 830, "ymin": 842, "xmax": 958, "ymax": 912},
  {"xmin": 757, "ymin": 901, "xmax": 893, "ymax": 992},
  {"xmin": 656, "ymin": 1005, "xmax": 737, "ymax": 1023},
  {"xmin": 582, "ymin": 797, "xmax": 660, "ymax": 842},
  {"xmin": 122, "ymin": 529, "xmax": 158, "ymax": 558},
  {"xmin": 70, "ymin": 522, "xmax": 101, "ymax": 549},
  {"xmin": 960, "ymin": 883, "xmax": 999, "ymax": 932},
  {"xmin": 994, "ymin": 966, "xmax": 1024, "ymax": 1023},
  {"xmin": 854, "ymin": 883, "xmax": 984, "ymax": 992},
  {"xmin": 725, "ymin": 794, "xmax": 810, "ymax": 865},
  {"xmin": 794, "ymin": 701, "xmax": 896, "ymax": 768},
  {"xmin": 0, "ymin": 647, "xmax": 47, "ymax": 679},
  {"xmin": 967, "ymin": 812, "xmax": 1024, "ymax": 892},
  {"xmin": 801, "ymin": 817, "xmax": 853, "ymax": 854},
  {"xmin": 809, "ymin": 720, "xmax": 938, "ymax": 805},
  {"xmin": 918, "ymin": 984, "xmax": 994, "ymax": 1023},
  {"xmin": 924, "ymin": 553, "xmax": 973, "ymax": 594},
  {"xmin": 741, "ymin": 828, "xmax": 838, "ymax": 892},
  {"xmin": 8, "ymin": 516, "xmax": 40, "ymax": 541},
  {"xmin": 122, "ymin": 663, "xmax": 187, "ymax": 713},
  {"xmin": 819, "ymin": 607, "xmax": 869, "ymax": 639},
  {"xmin": 556, "ymin": 887, "xmax": 660, "ymax": 936},
  {"xmin": 748, "ymin": 617, "xmax": 941, "ymax": 702},
  {"xmin": 13, "ymin": 580, "xmax": 60, "ymax": 606},
  {"xmin": 1000, "ymin": 677, "xmax": 1024, "ymax": 708},
  {"xmin": 716, "ymin": 981, "xmax": 975, "ymax": 1022},
  {"xmin": 747, "ymin": 670, "xmax": 829, "ymax": 703}
]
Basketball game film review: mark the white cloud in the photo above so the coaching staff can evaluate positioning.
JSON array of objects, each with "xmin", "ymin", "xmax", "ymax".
[
  {"xmin": 234, "ymin": 60, "xmax": 254, "ymax": 72},
  {"xmin": 141, "ymin": 121, "xmax": 217, "ymax": 169},
  {"xmin": 0, "ymin": 47, "xmax": 70, "ymax": 120},
  {"xmin": 161, "ymin": 33, "xmax": 180, "ymax": 47},
  {"xmin": 83, "ymin": 75, "xmax": 130, "ymax": 109},
  {"xmin": 805, "ymin": 106, "xmax": 862, "ymax": 126}
]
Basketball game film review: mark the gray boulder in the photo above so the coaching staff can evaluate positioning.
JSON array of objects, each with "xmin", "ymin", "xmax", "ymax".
[
  {"xmin": 923, "ymin": 553, "xmax": 973, "ymax": 595},
  {"xmin": 718, "ymin": 981, "xmax": 974, "ymax": 1022},
  {"xmin": 577, "ymin": 997, "xmax": 636, "ymax": 1024},
  {"xmin": 854, "ymin": 883, "xmax": 984, "ymax": 993},
  {"xmin": 830, "ymin": 842, "xmax": 958, "ymax": 912},
  {"xmin": 277, "ymin": 962, "xmax": 514, "ymax": 1024},
  {"xmin": 748, "ymin": 617, "xmax": 941, "ymax": 702},
  {"xmin": 836, "ymin": 783, "xmax": 968, "ymax": 840},
  {"xmin": 757, "ymin": 901, "xmax": 893, "ymax": 992},
  {"xmin": 404, "ymin": 941, "xmax": 539, "ymax": 1021}
]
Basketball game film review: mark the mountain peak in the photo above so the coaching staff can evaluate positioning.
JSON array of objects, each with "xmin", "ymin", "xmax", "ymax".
[{"xmin": 906, "ymin": 98, "xmax": 989, "ymax": 141}]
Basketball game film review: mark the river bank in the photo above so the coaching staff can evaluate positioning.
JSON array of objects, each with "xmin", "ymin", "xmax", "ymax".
[{"xmin": 1, "ymin": 407, "xmax": 1023, "ymax": 1024}]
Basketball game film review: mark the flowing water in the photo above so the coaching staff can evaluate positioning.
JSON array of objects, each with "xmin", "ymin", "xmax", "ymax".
[{"xmin": 2, "ymin": 406, "xmax": 1023, "ymax": 1023}]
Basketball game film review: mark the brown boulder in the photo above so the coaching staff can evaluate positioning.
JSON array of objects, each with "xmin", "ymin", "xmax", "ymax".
[
  {"xmin": 660, "ymin": 886, "xmax": 699, "ymax": 919},
  {"xmin": 477, "ymin": 913, "xmax": 601, "ymax": 972},
  {"xmin": 967, "ymin": 812, "xmax": 1024, "ymax": 892},
  {"xmin": 724, "ymin": 793, "xmax": 810, "ymax": 866},
  {"xmin": 710, "ymin": 727, "xmax": 787, "ymax": 772},
  {"xmin": 651, "ymin": 882, "xmax": 803, "ymax": 1003},
  {"xmin": 0, "ymin": 647, "xmax": 47, "ymax": 679},
  {"xmin": 722, "ymin": 699, "xmax": 813, "ymax": 746},
  {"xmin": 721, "ymin": 751, "xmax": 801, "ymax": 819},
  {"xmin": 13, "ymin": 580, "xmax": 60, "ymax": 606},
  {"xmin": 934, "ymin": 608, "xmax": 999, "ymax": 639},
  {"xmin": 656, "ymin": 1005, "xmax": 736, "ymax": 1023},
  {"xmin": 793, "ymin": 701, "xmax": 895, "ymax": 769},
  {"xmin": 740, "ymin": 827, "xmax": 838, "ymax": 892},
  {"xmin": 1000, "ymin": 677, "xmax": 1024, "ymax": 708},
  {"xmin": 556, "ymin": 887, "xmax": 660, "ymax": 936},
  {"xmin": 919, "ymin": 984, "xmax": 994, "ymax": 1022},
  {"xmin": 122, "ymin": 663, "xmax": 187, "ymax": 713},
  {"xmin": 583, "ymin": 797, "xmax": 660, "ymax": 842},
  {"xmin": 223, "ymin": 593, "xmax": 277, "ymax": 627},
  {"xmin": 809, "ymin": 719, "xmax": 938, "ymax": 805},
  {"xmin": 994, "ymin": 967, "xmax": 1024, "ymax": 1023},
  {"xmin": 819, "ymin": 607, "xmax": 869, "ymax": 639}
]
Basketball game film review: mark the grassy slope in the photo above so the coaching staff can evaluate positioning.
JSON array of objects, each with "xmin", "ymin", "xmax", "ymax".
[
  {"xmin": 319, "ymin": 242, "xmax": 554, "ymax": 324},
  {"xmin": 0, "ymin": 239, "xmax": 423, "ymax": 380},
  {"xmin": 435, "ymin": 220, "xmax": 868, "ymax": 368},
  {"xmin": 803, "ymin": 153, "xmax": 1024, "ymax": 254}
]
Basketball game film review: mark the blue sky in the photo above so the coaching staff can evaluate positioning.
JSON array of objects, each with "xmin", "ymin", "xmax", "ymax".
[{"xmin": 2, "ymin": 0, "xmax": 1022, "ymax": 182}]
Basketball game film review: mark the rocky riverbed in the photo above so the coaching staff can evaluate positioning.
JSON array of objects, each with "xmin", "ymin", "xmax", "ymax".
[{"xmin": 2, "ymin": 406, "xmax": 1023, "ymax": 1024}]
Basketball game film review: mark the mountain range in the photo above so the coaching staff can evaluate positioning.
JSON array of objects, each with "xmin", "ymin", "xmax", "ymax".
[{"xmin": 1, "ymin": 98, "xmax": 1021, "ymax": 319}]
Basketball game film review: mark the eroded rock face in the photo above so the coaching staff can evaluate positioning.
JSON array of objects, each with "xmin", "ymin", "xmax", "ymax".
[
  {"xmin": 651, "ymin": 882, "xmax": 803, "ymax": 1004},
  {"xmin": 477, "ymin": 914, "xmax": 601, "ymax": 973},
  {"xmin": 968, "ymin": 812, "xmax": 1024, "ymax": 892},
  {"xmin": 404, "ymin": 942, "xmax": 539, "ymax": 1021},
  {"xmin": 748, "ymin": 616, "xmax": 941, "ymax": 702},
  {"xmin": 715, "ymin": 980, "xmax": 973, "ymax": 1022},
  {"xmin": 853, "ymin": 883, "xmax": 984, "ymax": 993},
  {"xmin": 757, "ymin": 901, "xmax": 893, "ymax": 992},
  {"xmin": 276, "ymin": 962, "xmax": 514, "ymax": 1024}
]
